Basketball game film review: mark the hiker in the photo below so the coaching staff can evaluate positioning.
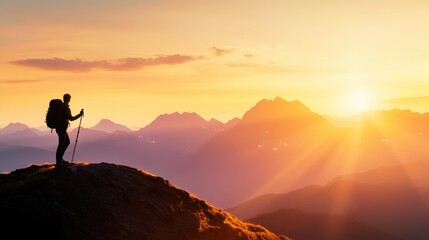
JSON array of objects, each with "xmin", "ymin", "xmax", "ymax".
[{"xmin": 56, "ymin": 93, "xmax": 84, "ymax": 165}]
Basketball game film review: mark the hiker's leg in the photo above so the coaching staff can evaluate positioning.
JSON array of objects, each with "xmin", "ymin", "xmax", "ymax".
[
  {"xmin": 56, "ymin": 129, "xmax": 66, "ymax": 163},
  {"xmin": 58, "ymin": 132, "xmax": 70, "ymax": 161},
  {"xmin": 62, "ymin": 133, "xmax": 70, "ymax": 155}
]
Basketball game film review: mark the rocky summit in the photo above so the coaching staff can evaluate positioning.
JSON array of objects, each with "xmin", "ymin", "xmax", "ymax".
[{"xmin": 0, "ymin": 163, "xmax": 289, "ymax": 240}]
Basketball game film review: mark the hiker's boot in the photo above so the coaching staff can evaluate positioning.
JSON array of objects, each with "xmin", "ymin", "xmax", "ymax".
[{"xmin": 56, "ymin": 159, "xmax": 69, "ymax": 166}]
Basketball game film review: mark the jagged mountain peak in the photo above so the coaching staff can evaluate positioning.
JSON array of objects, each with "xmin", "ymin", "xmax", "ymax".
[
  {"xmin": 140, "ymin": 112, "xmax": 225, "ymax": 133},
  {"xmin": 161, "ymin": 111, "xmax": 203, "ymax": 119},
  {"xmin": 91, "ymin": 119, "xmax": 132, "ymax": 133},
  {"xmin": 242, "ymin": 97, "xmax": 316, "ymax": 123},
  {"xmin": 0, "ymin": 163, "xmax": 289, "ymax": 240},
  {"xmin": 208, "ymin": 118, "xmax": 223, "ymax": 125},
  {"xmin": 0, "ymin": 122, "xmax": 29, "ymax": 135},
  {"xmin": 144, "ymin": 112, "xmax": 206, "ymax": 129},
  {"xmin": 95, "ymin": 118, "xmax": 117, "ymax": 125},
  {"xmin": 236, "ymin": 97, "xmax": 331, "ymax": 136}
]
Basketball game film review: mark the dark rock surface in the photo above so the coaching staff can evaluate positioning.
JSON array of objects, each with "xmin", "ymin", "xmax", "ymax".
[{"xmin": 0, "ymin": 163, "xmax": 289, "ymax": 240}]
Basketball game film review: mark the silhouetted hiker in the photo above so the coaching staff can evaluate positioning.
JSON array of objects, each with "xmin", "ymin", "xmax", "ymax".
[{"xmin": 56, "ymin": 93, "xmax": 84, "ymax": 165}]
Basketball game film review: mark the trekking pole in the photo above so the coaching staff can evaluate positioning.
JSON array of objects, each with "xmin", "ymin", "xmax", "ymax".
[{"xmin": 71, "ymin": 110, "xmax": 83, "ymax": 162}]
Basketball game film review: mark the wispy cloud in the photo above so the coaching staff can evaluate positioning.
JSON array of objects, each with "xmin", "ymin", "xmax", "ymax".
[
  {"xmin": 10, "ymin": 54, "xmax": 203, "ymax": 72},
  {"xmin": 0, "ymin": 80, "xmax": 43, "ymax": 84},
  {"xmin": 384, "ymin": 95, "xmax": 429, "ymax": 105},
  {"xmin": 209, "ymin": 47, "xmax": 234, "ymax": 57}
]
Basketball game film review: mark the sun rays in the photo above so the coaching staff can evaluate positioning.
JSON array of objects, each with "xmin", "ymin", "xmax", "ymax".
[{"xmin": 247, "ymin": 107, "xmax": 429, "ymax": 216}]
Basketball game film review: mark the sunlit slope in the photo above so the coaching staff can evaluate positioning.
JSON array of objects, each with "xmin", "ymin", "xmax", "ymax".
[
  {"xmin": 181, "ymin": 97, "xmax": 429, "ymax": 207},
  {"xmin": 229, "ymin": 161, "xmax": 429, "ymax": 240}
]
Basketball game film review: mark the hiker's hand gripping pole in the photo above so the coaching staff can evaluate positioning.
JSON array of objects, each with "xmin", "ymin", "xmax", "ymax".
[{"xmin": 71, "ymin": 109, "xmax": 84, "ymax": 162}]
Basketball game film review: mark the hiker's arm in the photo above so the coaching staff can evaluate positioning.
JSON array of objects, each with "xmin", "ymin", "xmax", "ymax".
[{"xmin": 69, "ymin": 109, "xmax": 84, "ymax": 121}]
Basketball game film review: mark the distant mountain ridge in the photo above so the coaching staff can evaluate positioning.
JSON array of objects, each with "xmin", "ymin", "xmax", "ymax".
[
  {"xmin": 2, "ymin": 97, "xmax": 429, "ymax": 208},
  {"xmin": 229, "ymin": 161, "xmax": 429, "ymax": 240},
  {"xmin": 90, "ymin": 119, "xmax": 132, "ymax": 133},
  {"xmin": 327, "ymin": 160, "xmax": 429, "ymax": 187},
  {"xmin": 241, "ymin": 97, "xmax": 321, "ymax": 124},
  {"xmin": 0, "ymin": 123, "xmax": 35, "ymax": 135},
  {"xmin": 137, "ymin": 112, "xmax": 238, "ymax": 154},
  {"xmin": 178, "ymin": 97, "xmax": 337, "ymax": 207},
  {"xmin": 140, "ymin": 112, "xmax": 216, "ymax": 131},
  {"xmin": 176, "ymin": 97, "xmax": 429, "ymax": 207},
  {"xmin": 0, "ymin": 163, "xmax": 289, "ymax": 240},
  {"xmin": 0, "ymin": 112, "xmax": 238, "ymax": 168},
  {"xmin": 249, "ymin": 209, "xmax": 402, "ymax": 240}
]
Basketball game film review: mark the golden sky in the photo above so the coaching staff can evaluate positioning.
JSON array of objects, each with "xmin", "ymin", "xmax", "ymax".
[{"xmin": 1, "ymin": 0, "xmax": 429, "ymax": 128}]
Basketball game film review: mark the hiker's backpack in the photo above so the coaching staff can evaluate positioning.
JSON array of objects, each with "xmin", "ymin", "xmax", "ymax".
[{"xmin": 45, "ymin": 99, "xmax": 64, "ymax": 130}]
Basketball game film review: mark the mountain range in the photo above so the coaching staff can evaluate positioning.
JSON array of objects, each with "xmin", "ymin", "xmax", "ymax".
[
  {"xmin": 1, "ymin": 97, "xmax": 429, "ymax": 208},
  {"xmin": 249, "ymin": 209, "xmax": 401, "ymax": 240},
  {"xmin": 90, "ymin": 119, "xmax": 133, "ymax": 133},
  {"xmin": 178, "ymin": 97, "xmax": 429, "ymax": 207},
  {"xmin": 0, "ymin": 112, "xmax": 239, "ymax": 177},
  {"xmin": 2, "ymin": 96, "xmax": 429, "ymax": 239},
  {"xmin": 229, "ymin": 161, "xmax": 429, "ymax": 240}
]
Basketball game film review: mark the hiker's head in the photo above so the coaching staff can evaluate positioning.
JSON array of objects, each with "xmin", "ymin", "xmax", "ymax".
[{"xmin": 63, "ymin": 93, "xmax": 71, "ymax": 104}]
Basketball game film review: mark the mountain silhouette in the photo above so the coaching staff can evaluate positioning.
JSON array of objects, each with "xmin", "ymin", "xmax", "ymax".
[
  {"xmin": 70, "ymin": 129, "xmax": 189, "ymax": 178},
  {"xmin": 224, "ymin": 117, "xmax": 241, "ymax": 129},
  {"xmin": 2, "ymin": 98, "xmax": 429, "ymax": 208},
  {"xmin": 0, "ymin": 123, "xmax": 31, "ymax": 135},
  {"xmin": 0, "ymin": 144, "xmax": 52, "ymax": 172},
  {"xmin": 140, "ymin": 112, "xmax": 222, "ymax": 132},
  {"xmin": 90, "ymin": 119, "xmax": 132, "ymax": 133},
  {"xmin": 0, "ymin": 163, "xmax": 289, "ymax": 240},
  {"xmin": 178, "ymin": 97, "xmax": 429, "ymax": 207},
  {"xmin": 249, "ymin": 209, "xmax": 402, "ymax": 240},
  {"xmin": 0, "ymin": 128, "xmax": 40, "ymax": 143},
  {"xmin": 137, "ymin": 112, "xmax": 235, "ymax": 155},
  {"xmin": 179, "ymin": 97, "xmax": 336, "ymax": 207},
  {"xmin": 241, "ymin": 97, "xmax": 326, "ymax": 125},
  {"xmin": 327, "ymin": 160, "xmax": 429, "ymax": 187},
  {"xmin": 229, "ymin": 161, "xmax": 429, "ymax": 240}
]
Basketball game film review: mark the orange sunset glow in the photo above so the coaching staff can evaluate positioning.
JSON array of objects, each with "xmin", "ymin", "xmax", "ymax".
[
  {"xmin": 1, "ymin": 1, "xmax": 429, "ymax": 239},
  {"xmin": 1, "ymin": 0, "xmax": 429, "ymax": 128}
]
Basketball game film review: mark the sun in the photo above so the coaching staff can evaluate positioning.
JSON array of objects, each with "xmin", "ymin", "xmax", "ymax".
[{"xmin": 349, "ymin": 89, "xmax": 372, "ymax": 112}]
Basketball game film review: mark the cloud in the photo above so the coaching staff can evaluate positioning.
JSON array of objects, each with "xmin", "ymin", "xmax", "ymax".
[
  {"xmin": 0, "ymin": 80, "xmax": 43, "ymax": 84},
  {"xmin": 384, "ymin": 95, "xmax": 429, "ymax": 105},
  {"xmin": 10, "ymin": 54, "xmax": 203, "ymax": 72},
  {"xmin": 10, "ymin": 58, "xmax": 97, "ymax": 72},
  {"xmin": 209, "ymin": 47, "xmax": 234, "ymax": 57}
]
